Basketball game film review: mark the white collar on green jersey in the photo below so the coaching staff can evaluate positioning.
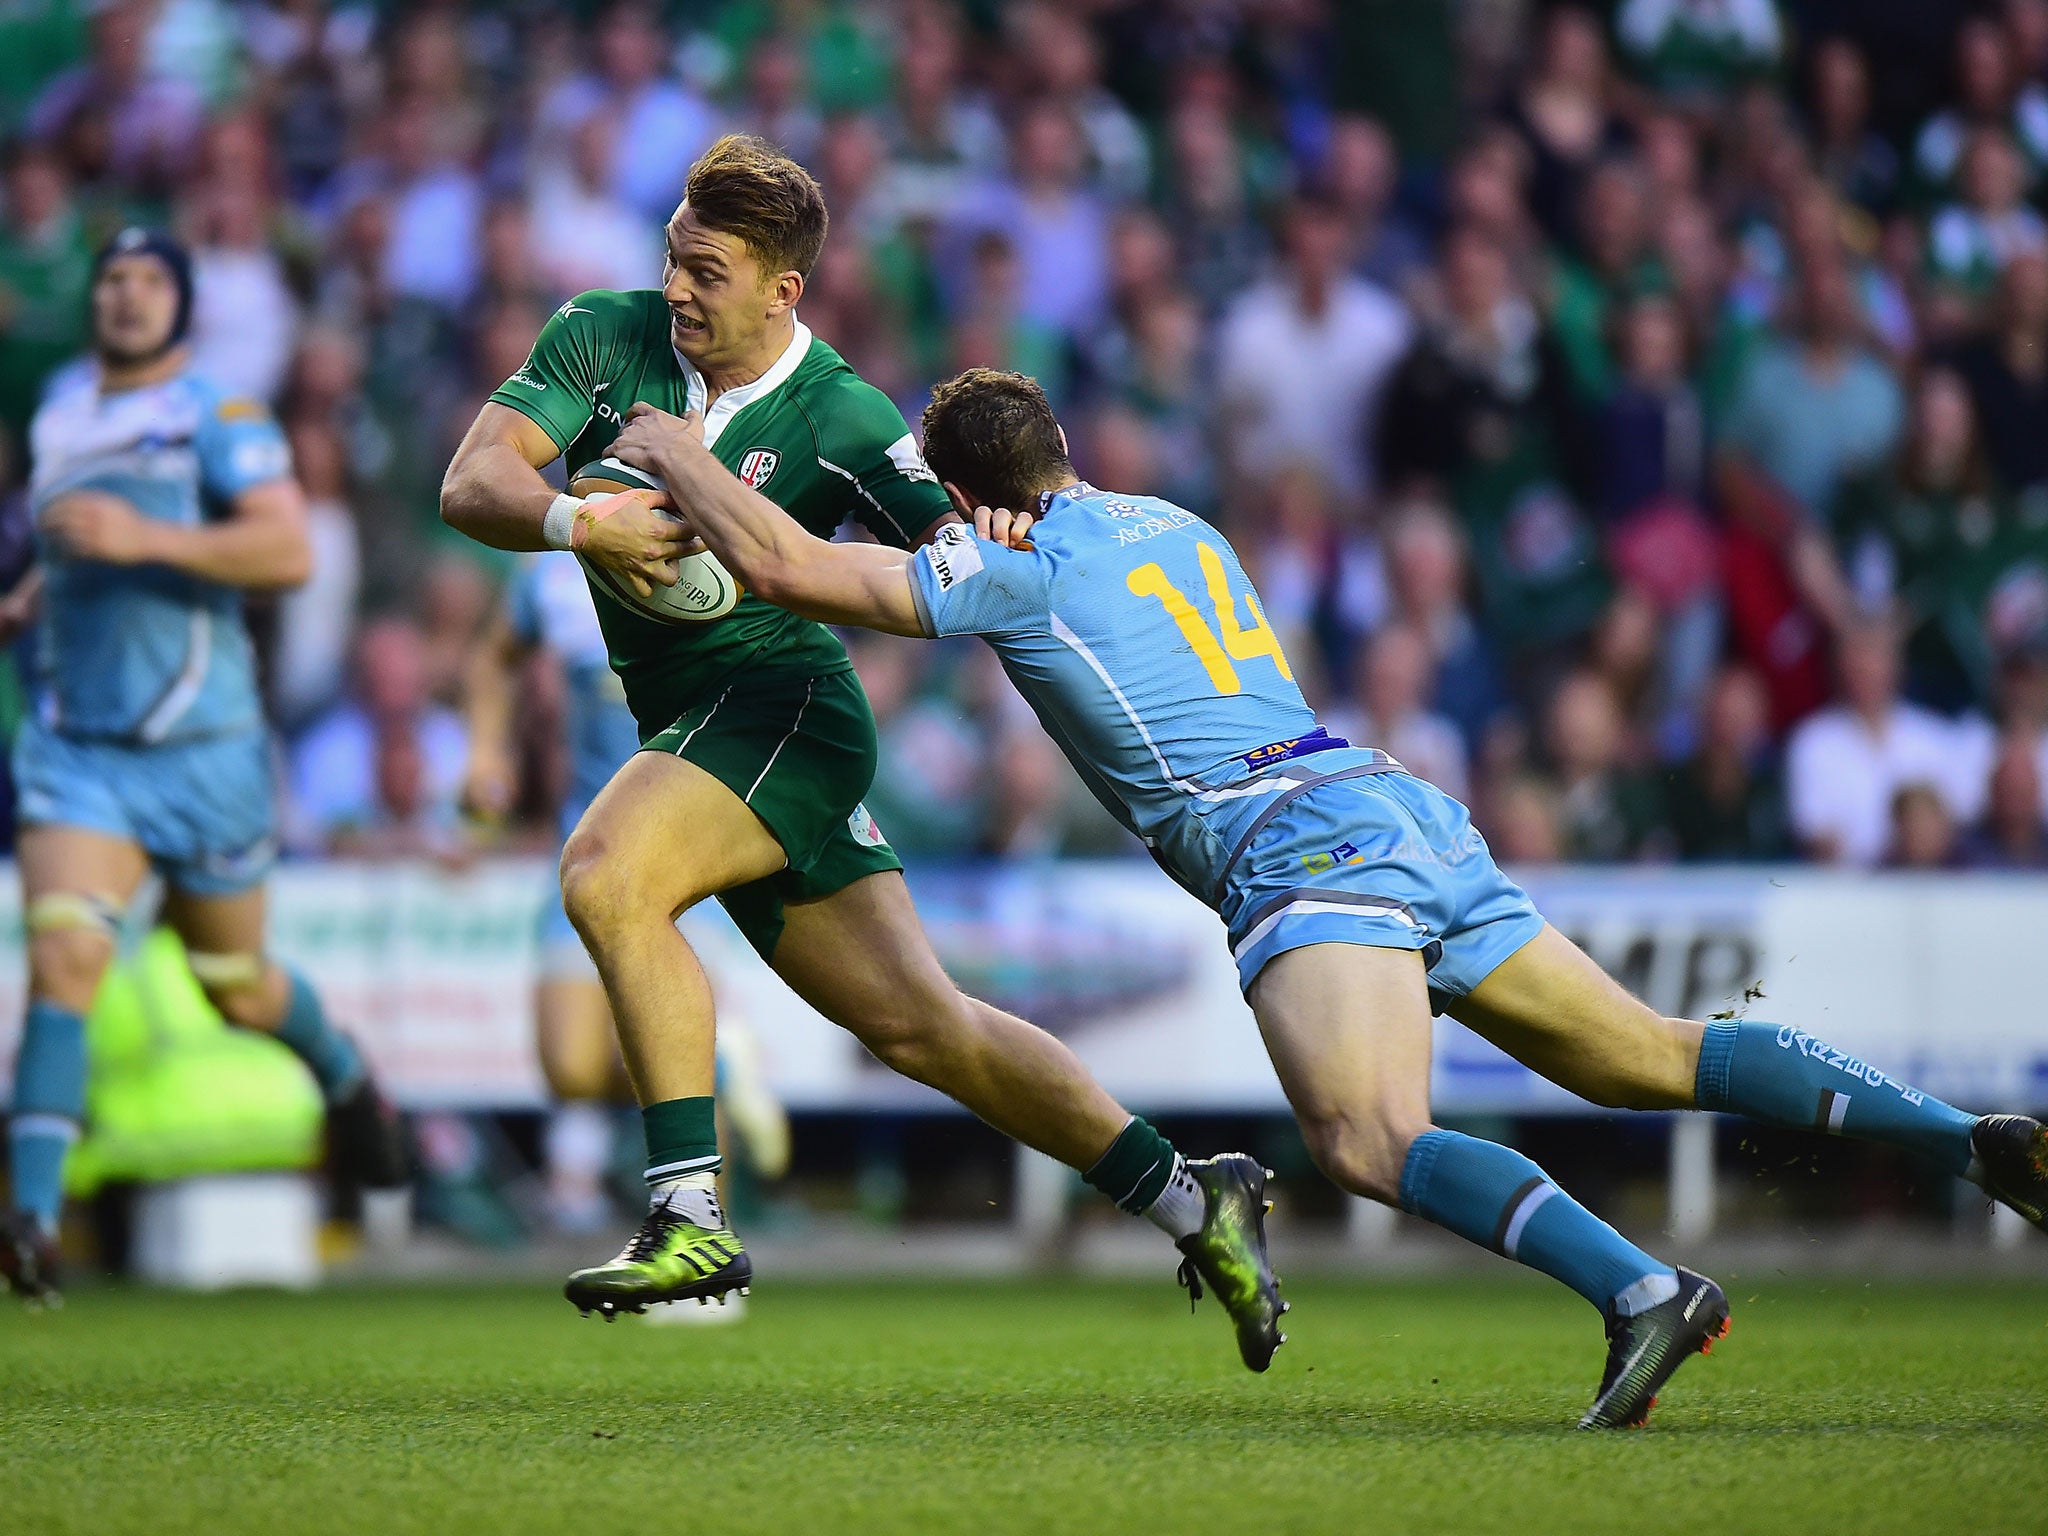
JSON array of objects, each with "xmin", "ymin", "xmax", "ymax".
[{"xmin": 674, "ymin": 317, "xmax": 814, "ymax": 450}]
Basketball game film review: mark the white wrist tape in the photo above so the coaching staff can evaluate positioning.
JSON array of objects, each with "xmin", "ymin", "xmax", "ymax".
[{"xmin": 542, "ymin": 492, "xmax": 582, "ymax": 552}]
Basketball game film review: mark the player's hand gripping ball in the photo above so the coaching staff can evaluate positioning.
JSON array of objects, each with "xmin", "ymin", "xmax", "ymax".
[{"xmin": 567, "ymin": 457, "xmax": 742, "ymax": 623}]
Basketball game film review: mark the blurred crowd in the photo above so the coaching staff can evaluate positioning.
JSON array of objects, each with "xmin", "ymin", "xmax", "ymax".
[{"xmin": 3, "ymin": 0, "xmax": 2048, "ymax": 871}]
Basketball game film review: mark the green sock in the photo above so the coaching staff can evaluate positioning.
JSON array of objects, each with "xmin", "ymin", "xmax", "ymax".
[
  {"xmin": 642, "ymin": 1096, "xmax": 720, "ymax": 1184},
  {"xmin": 1083, "ymin": 1116, "xmax": 1179, "ymax": 1214}
]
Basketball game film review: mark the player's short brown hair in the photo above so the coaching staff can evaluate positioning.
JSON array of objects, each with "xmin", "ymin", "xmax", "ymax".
[
  {"xmin": 920, "ymin": 369, "xmax": 1073, "ymax": 512},
  {"xmin": 681, "ymin": 134, "xmax": 829, "ymax": 278}
]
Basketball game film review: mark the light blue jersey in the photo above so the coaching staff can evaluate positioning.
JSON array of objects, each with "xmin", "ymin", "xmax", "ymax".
[
  {"xmin": 28, "ymin": 359, "xmax": 291, "ymax": 742},
  {"xmin": 910, "ymin": 482, "xmax": 1543, "ymax": 995},
  {"xmin": 13, "ymin": 359, "xmax": 293, "ymax": 894},
  {"xmin": 908, "ymin": 483, "xmax": 1346, "ymax": 892}
]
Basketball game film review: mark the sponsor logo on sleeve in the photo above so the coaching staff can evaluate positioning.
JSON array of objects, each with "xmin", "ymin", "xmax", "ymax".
[
  {"xmin": 921, "ymin": 522, "xmax": 985, "ymax": 591},
  {"xmin": 738, "ymin": 447, "xmax": 780, "ymax": 488},
  {"xmin": 216, "ymin": 398, "xmax": 266, "ymax": 422},
  {"xmin": 885, "ymin": 432, "xmax": 938, "ymax": 484},
  {"xmin": 231, "ymin": 438, "xmax": 291, "ymax": 481},
  {"xmin": 848, "ymin": 804, "xmax": 889, "ymax": 847}
]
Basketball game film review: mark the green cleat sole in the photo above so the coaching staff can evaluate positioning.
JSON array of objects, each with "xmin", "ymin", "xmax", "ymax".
[{"xmin": 566, "ymin": 1254, "xmax": 754, "ymax": 1320}]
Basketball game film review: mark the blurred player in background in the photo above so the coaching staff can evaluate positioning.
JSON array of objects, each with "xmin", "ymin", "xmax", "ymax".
[
  {"xmin": 0, "ymin": 229, "xmax": 409, "ymax": 1303},
  {"xmin": 650, "ymin": 365, "xmax": 2048, "ymax": 1428},
  {"xmin": 443, "ymin": 136, "xmax": 1281, "ymax": 1370},
  {"xmin": 463, "ymin": 550, "xmax": 791, "ymax": 1238}
]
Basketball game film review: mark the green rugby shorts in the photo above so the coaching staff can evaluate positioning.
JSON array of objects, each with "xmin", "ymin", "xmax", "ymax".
[{"xmin": 641, "ymin": 666, "xmax": 904, "ymax": 959}]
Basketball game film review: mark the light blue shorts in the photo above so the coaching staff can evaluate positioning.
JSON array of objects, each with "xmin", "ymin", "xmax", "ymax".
[
  {"xmin": 1219, "ymin": 765, "xmax": 1544, "ymax": 1001},
  {"xmin": 13, "ymin": 716, "xmax": 277, "ymax": 897}
]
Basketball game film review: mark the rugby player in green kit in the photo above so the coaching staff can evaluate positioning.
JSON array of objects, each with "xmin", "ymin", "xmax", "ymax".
[{"xmin": 440, "ymin": 135, "xmax": 1284, "ymax": 1368}]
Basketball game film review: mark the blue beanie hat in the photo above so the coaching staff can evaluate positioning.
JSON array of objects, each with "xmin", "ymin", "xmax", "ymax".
[{"xmin": 91, "ymin": 226, "xmax": 195, "ymax": 349}]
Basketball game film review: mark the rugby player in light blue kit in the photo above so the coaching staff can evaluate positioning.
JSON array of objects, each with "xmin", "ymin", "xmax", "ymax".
[
  {"xmin": 613, "ymin": 367, "xmax": 2048, "ymax": 1429},
  {"xmin": 462, "ymin": 553, "xmax": 790, "ymax": 1237},
  {"xmin": 1, "ymin": 230, "xmax": 408, "ymax": 1301}
]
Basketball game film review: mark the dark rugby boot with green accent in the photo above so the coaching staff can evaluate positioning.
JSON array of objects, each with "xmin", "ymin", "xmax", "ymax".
[
  {"xmin": 1174, "ymin": 1153, "xmax": 1286, "ymax": 1372},
  {"xmin": 328, "ymin": 1076, "xmax": 410, "ymax": 1192},
  {"xmin": 564, "ymin": 1206, "xmax": 752, "ymax": 1320},
  {"xmin": 1972, "ymin": 1115, "xmax": 2048, "ymax": 1230},
  {"xmin": 1, "ymin": 1210, "xmax": 61, "ymax": 1306},
  {"xmin": 1578, "ymin": 1266, "xmax": 1729, "ymax": 1429}
]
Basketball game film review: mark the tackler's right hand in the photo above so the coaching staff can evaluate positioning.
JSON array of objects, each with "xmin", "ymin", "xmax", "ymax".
[
  {"xmin": 570, "ymin": 488, "xmax": 686, "ymax": 600},
  {"xmin": 947, "ymin": 481, "xmax": 1036, "ymax": 550}
]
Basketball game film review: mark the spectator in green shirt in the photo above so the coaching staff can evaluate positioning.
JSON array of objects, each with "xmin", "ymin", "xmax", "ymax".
[
  {"xmin": 0, "ymin": 140, "xmax": 91, "ymax": 458},
  {"xmin": 1616, "ymin": 0, "xmax": 1784, "ymax": 108},
  {"xmin": 0, "ymin": 0, "xmax": 85, "ymax": 137},
  {"xmin": 1660, "ymin": 665, "xmax": 1792, "ymax": 861},
  {"xmin": 1544, "ymin": 669, "xmax": 1667, "ymax": 862},
  {"xmin": 1379, "ymin": 226, "xmax": 1607, "ymax": 678},
  {"xmin": 1910, "ymin": 14, "xmax": 2048, "ymax": 205},
  {"xmin": 1549, "ymin": 157, "xmax": 1665, "ymax": 404},
  {"xmin": 1925, "ymin": 130, "xmax": 2047, "ymax": 303},
  {"xmin": 1833, "ymin": 367, "xmax": 2048, "ymax": 711}
]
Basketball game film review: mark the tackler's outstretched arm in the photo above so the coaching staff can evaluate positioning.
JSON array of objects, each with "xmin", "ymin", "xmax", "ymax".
[{"xmin": 612, "ymin": 401, "xmax": 931, "ymax": 638}]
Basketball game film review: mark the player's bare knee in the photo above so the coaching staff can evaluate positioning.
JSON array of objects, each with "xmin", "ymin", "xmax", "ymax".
[
  {"xmin": 859, "ymin": 1021, "xmax": 927, "ymax": 1079},
  {"xmin": 1298, "ymin": 1107, "xmax": 1421, "ymax": 1206},
  {"xmin": 853, "ymin": 1007, "xmax": 948, "ymax": 1081},
  {"xmin": 558, "ymin": 830, "xmax": 631, "ymax": 942},
  {"xmin": 184, "ymin": 949, "xmax": 280, "ymax": 1030},
  {"xmin": 26, "ymin": 927, "xmax": 115, "ymax": 1013},
  {"xmin": 203, "ymin": 978, "xmax": 280, "ymax": 1031},
  {"xmin": 561, "ymin": 828, "xmax": 713, "ymax": 946},
  {"xmin": 845, "ymin": 984, "xmax": 972, "ymax": 1084},
  {"xmin": 1568, "ymin": 1016, "xmax": 1699, "ymax": 1112},
  {"xmin": 25, "ymin": 890, "xmax": 122, "ymax": 1008}
]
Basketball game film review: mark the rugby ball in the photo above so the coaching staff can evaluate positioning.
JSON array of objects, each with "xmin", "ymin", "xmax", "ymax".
[{"xmin": 566, "ymin": 457, "xmax": 743, "ymax": 624}]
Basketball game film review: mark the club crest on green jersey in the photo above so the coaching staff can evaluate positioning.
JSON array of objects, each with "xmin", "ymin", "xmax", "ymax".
[{"xmin": 738, "ymin": 448, "xmax": 780, "ymax": 488}]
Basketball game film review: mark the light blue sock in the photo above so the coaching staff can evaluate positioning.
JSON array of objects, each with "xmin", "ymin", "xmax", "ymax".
[
  {"xmin": 1400, "ymin": 1128, "xmax": 1678, "ymax": 1317},
  {"xmin": 7, "ymin": 999, "xmax": 88, "ymax": 1233},
  {"xmin": 268, "ymin": 971, "xmax": 364, "ymax": 1104},
  {"xmin": 1694, "ymin": 1020, "xmax": 1978, "ymax": 1176}
]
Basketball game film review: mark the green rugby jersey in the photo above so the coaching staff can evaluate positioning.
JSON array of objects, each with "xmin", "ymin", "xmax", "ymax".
[{"xmin": 488, "ymin": 289, "xmax": 951, "ymax": 732}]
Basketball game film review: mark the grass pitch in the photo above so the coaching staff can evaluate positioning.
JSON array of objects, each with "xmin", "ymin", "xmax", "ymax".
[{"xmin": 3, "ymin": 1274, "xmax": 2045, "ymax": 1535}]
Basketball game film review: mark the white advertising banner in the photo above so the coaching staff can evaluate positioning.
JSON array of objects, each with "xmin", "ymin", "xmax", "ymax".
[{"xmin": 0, "ymin": 860, "xmax": 2043, "ymax": 1114}]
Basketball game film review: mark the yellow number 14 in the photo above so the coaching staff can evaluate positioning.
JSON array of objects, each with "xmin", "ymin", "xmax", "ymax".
[{"xmin": 1126, "ymin": 542, "xmax": 1293, "ymax": 696}]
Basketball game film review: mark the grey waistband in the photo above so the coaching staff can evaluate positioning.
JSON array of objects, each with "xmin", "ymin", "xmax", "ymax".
[{"xmin": 1211, "ymin": 752, "xmax": 1406, "ymax": 902}]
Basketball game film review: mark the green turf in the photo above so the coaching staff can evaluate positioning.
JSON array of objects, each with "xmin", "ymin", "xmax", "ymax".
[{"xmin": 3, "ymin": 1274, "xmax": 2045, "ymax": 1535}]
